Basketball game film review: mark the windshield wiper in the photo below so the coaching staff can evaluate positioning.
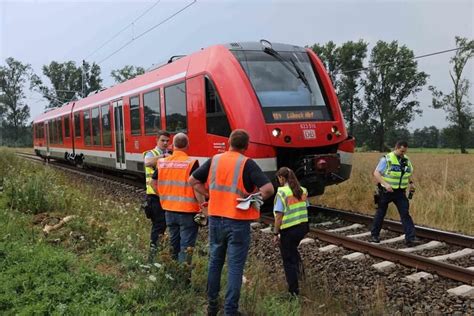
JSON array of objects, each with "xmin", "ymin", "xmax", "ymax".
[
  {"xmin": 262, "ymin": 47, "xmax": 313, "ymax": 93},
  {"xmin": 290, "ymin": 56, "xmax": 312, "ymax": 94}
]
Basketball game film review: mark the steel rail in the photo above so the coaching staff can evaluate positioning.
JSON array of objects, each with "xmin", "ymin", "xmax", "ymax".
[
  {"xmin": 17, "ymin": 153, "xmax": 145, "ymax": 191},
  {"xmin": 309, "ymin": 205, "xmax": 474, "ymax": 248},
  {"xmin": 260, "ymin": 215, "xmax": 473, "ymax": 284},
  {"xmin": 311, "ymin": 227, "xmax": 474, "ymax": 284}
]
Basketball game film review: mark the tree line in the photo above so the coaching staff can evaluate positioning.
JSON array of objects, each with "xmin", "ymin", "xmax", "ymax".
[
  {"xmin": 311, "ymin": 36, "xmax": 473, "ymax": 153},
  {"xmin": 0, "ymin": 37, "xmax": 472, "ymax": 152}
]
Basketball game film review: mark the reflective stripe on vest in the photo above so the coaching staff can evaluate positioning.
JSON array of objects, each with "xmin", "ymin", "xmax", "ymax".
[
  {"xmin": 381, "ymin": 152, "xmax": 413, "ymax": 189},
  {"xmin": 143, "ymin": 148, "xmax": 161, "ymax": 195},
  {"xmin": 207, "ymin": 151, "xmax": 258, "ymax": 220},
  {"xmin": 157, "ymin": 151, "xmax": 199, "ymax": 213},
  {"xmin": 274, "ymin": 186, "xmax": 308, "ymax": 230}
]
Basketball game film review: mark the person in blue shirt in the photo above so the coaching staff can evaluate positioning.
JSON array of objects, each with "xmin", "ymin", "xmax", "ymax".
[{"xmin": 370, "ymin": 140, "xmax": 418, "ymax": 246}]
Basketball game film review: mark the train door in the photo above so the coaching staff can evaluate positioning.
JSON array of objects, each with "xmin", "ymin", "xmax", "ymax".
[{"xmin": 113, "ymin": 99, "xmax": 126, "ymax": 169}]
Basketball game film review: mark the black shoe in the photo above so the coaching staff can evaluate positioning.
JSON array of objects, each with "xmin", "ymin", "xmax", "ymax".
[
  {"xmin": 405, "ymin": 238, "xmax": 422, "ymax": 247},
  {"xmin": 207, "ymin": 300, "xmax": 219, "ymax": 316},
  {"xmin": 369, "ymin": 236, "xmax": 380, "ymax": 243}
]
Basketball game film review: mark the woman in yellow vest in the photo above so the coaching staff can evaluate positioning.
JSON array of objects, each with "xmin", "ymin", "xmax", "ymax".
[{"xmin": 273, "ymin": 167, "xmax": 309, "ymax": 296}]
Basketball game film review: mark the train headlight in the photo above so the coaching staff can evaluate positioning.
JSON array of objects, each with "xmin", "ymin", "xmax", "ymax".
[
  {"xmin": 331, "ymin": 125, "xmax": 342, "ymax": 137},
  {"xmin": 272, "ymin": 128, "xmax": 281, "ymax": 137}
]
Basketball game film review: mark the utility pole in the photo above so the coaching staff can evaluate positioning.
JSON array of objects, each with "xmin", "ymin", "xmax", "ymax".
[{"xmin": 82, "ymin": 60, "xmax": 86, "ymax": 98}]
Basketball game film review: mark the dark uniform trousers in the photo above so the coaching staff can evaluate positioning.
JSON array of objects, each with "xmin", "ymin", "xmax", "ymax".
[
  {"xmin": 279, "ymin": 222, "xmax": 309, "ymax": 295},
  {"xmin": 146, "ymin": 194, "xmax": 166, "ymax": 247},
  {"xmin": 371, "ymin": 189, "xmax": 416, "ymax": 242}
]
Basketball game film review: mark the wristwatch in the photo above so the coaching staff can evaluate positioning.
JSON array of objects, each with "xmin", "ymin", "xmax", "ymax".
[{"xmin": 273, "ymin": 228, "xmax": 279, "ymax": 235}]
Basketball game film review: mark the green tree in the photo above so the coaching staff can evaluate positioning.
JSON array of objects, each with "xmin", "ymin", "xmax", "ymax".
[
  {"xmin": 362, "ymin": 41, "xmax": 428, "ymax": 151},
  {"xmin": 311, "ymin": 41, "xmax": 339, "ymax": 86},
  {"xmin": 31, "ymin": 60, "xmax": 103, "ymax": 108},
  {"xmin": 386, "ymin": 128, "xmax": 412, "ymax": 148},
  {"xmin": 412, "ymin": 126, "xmax": 439, "ymax": 148},
  {"xmin": 0, "ymin": 57, "xmax": 32, "ymax": 145},
  {"xmin": 429, "ymin": 36, "xmax": 474, "ymax": 153},
  {"xmin": 439, "ymin": 126, "xmax": 458, "ymax": 148},
  {"xmin": 111, "ymin": 65, "xmax": 145, "ymax": 83},
  {"xmin": 311, "ymin": 40, "xmax": 368, "ymax": 135},
  {"xmin": 338, "ymin": 40, "xmax": 368, "ymax": 135}
]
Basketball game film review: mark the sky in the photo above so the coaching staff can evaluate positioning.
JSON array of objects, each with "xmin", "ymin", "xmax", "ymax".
[{"xmin": 1, "ymin": 0, "xmax": 473, "ymax": 130}]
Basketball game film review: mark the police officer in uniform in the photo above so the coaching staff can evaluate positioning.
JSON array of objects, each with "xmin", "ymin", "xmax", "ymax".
[
  {"xmin": 143, "ymin": 130, "xmax": 170, "ymax": 263},
  {"xmin": 273, "ymin": 167, "xmax": 309, "ymax": 296},
  {"xmin": 370, "ymin": 140, "xmax": 417, "ymax": 246}
]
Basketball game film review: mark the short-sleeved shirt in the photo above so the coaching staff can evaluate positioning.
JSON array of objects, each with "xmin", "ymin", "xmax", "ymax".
[
  {"xmin": 273, "ymin": 193, "xmax": 309, "ymax": 213},
  {"xmin": 375, "ymin": 156, "xmax": 388, "ymax": 173},
  {"xmin": 144, "ymin": 147, "xmax": 162, "ymax": 159},
  {"xmin": 191, "ymin": 156, "xmax": 270, "ymax": 193}
]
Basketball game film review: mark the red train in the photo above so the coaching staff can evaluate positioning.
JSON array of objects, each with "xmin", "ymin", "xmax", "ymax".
[{"xmin": 33, "ymin": 40, "xmax": 355, "ymax": 196}]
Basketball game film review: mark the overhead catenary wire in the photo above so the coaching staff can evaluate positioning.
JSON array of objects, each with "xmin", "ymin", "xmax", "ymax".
[
  {"xmin": 85, "ymin": 0, "xmax": 162, "ymax": 60},
  {"xmin": 97, "ymin": 0, "xmax": 197, "ymax": 65},
  {"xmin": 342, "ymin": 47, "xmax": 465, "ymax": 74}
]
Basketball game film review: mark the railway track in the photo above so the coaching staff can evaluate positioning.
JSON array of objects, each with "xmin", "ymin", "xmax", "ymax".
[
  {"xmin": 259, "ymin": 208, "xmax": 473, "ymax": 293},
  {"xmin": 17, "ymin": 152, "xmax": 146, "ymax": 193},
  {"xmin": 18, "ymin": 152, "xmax": 474, "ymax": 297}
]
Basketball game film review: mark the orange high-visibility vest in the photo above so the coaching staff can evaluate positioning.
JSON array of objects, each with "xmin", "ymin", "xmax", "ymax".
[
  {"xmin": 207, "ymin": 151, "xmax": 258, "ymax": 220},
  {"xmin": 157, "ymin": 150, "xmax": 199, "ymax": 213}
]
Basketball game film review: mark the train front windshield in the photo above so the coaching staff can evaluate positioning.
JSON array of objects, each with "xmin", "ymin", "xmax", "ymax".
[{"xmin": 232, "ymin": 50, "xmax": 333, "ymax": 123}]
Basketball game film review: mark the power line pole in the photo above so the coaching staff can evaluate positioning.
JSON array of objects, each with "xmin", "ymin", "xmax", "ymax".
[{"xmin": 82, "ymin": 60, "xmax": 86, "ymax": 98}]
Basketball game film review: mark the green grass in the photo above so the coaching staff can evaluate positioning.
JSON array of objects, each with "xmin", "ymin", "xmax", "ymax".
[
  {"xmin": 356, "ymin": 147, "xmax": 474, "ymax": 154},
  {"xmin": 0, "ymin": 148, "xmax": 366, "ymax": 314}
]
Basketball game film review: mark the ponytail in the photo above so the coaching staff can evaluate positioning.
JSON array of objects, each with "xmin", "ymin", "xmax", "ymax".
[{"xmin": 276, "ymin": 167, "xmax": 304, "ymax": 200}]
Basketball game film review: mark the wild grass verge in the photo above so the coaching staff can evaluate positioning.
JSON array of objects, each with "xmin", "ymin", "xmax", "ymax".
[
  {"xmin": 316, "ymin": 152, "xmax": 474, "ymax": 235},
  {"xmin": 0, "ymin": 148, "xmax": 361, "ymax": 314}
]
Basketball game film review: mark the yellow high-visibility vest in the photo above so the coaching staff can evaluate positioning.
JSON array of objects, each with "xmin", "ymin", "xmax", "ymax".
[
  {"xmin": 381, "ymin": 152, "xmax": 413, "ymax": 189},
  {"xmin": 143, "ymin": 148, "xmax": 162, "ymax": 195},
  {"xmin": 274, "ymin": 186, "xmax": 308, "ymax": 230}
]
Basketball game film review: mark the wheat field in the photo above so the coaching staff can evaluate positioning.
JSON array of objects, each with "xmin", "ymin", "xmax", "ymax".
[{"xmin": 315, "ymin": 152, "xmax": 474, "ymax": 235}]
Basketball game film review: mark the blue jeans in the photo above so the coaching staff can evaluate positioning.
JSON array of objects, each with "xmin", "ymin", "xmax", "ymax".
[
  {"xmin": 165, "ymin": 211, "xmax": 199, "ymax": 264},
  {"xmin": 371, "ymin": 189, "xmax": 416, "ymax": 242},
  {"xmin": 207, "ymin": 216, "xmax": 251, "ymax": 316}
]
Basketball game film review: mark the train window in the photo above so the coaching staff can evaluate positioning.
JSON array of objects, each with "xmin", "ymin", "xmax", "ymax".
[
  {"xmin": 48, "ymin": 121, "xmax": 53, "ymax": 144},
  {"xmin": 205, "ymin": 78, "xmax": 231, "ymax": 137},
  {"xmin": 91, "ymin": 107, "xmax": 100, "ymax": 146},
  {"xmin": 64, "ymin": 115, "xmax": 70, "ymax": 138},
  {"xmin": 74, "ymin": 112, "xmax": 81, "ymax": 138},
  {"xmin": 232, "ymin": 50, "xmax": 333, "ymax": 122},
  {"xmin": 130, "ymin": 96, "xmax": 141, "ymax": 136},
  {"xmin": 58, "ymin": 117, "xmax": 63, "ymax": 144},
  {"xmin": 144, "ymin": 89, "xmax": 160, "ymax": 135},
  {"xmin": 54, "ymin": 119, "xmax": 58, "ymax": 143},
  {"xmin": 101, "ymin": 104, "xmax": 112, "ymax": 146},
  {"xmin": 51, "ymin": 119, "xmax": 57, "ymax": 144},
  {"xmin": 164, "ymin": 82, "xmax": 187, "ymax": 133},
  {"xmin": 84, "ymin": 110, "xmax": 91, "ymax": 146}
]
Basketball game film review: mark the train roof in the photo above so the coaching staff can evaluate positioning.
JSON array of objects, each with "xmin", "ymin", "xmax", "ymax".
[
  {"xmin": 223, "ymin": 41, "xmax": 306, "ymax": 52},
  {"xmin": 34, "ymin": 102, "xmax": 74, "ymax": 123},
  {"xmin": 32, "ymin": 41, "xmax": 308, "ymax": 124}
]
